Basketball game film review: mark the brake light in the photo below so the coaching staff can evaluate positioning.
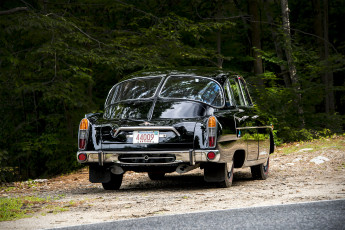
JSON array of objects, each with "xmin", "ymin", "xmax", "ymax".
[
  {"xmin": 207, "ymin": 151, "xmax": 216, "ymax": 160},
  {"xmin": 78, "ymin": 153, "xmax": 87, "ymax": 162},
  {"xmin": 208, "ymin": 116, "xmax": 217, "ymax": 148},
  {"xmin": 78, "ymin": 118, "xmax": 89, "ymax": 150}
]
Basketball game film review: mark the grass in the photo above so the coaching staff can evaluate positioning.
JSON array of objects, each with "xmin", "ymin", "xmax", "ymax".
[
  {"xmin": 0, "ymin": 186, "xmax": 16, "ymax": 192},
  {"xmin": 0, "ymin": 195, "xmax": 71, "ymax": 222},
  {"xmin": 0, "ymin": 196, "xmax": 46, "ymax": 221},
  {"xmin": 277, "ymin": 135, "xmax": 345, "ymax": 155}
]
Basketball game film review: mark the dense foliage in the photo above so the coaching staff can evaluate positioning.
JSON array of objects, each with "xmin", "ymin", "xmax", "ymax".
[{"xmin": 0, "ymin": 0, "xmax": 344, "ymax": 181}]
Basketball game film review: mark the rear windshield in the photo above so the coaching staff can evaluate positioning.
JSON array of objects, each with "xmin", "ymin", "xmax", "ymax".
[
  {"xmin": 105, "ymin": 77, "xmax": 163, "ymax": 107},
  {"xmin": 159, "ymin": 76, "xmax": 224, "ymax": 107},
  {"xmin": 103, "ymin": 101, "xmax": 152, "ymax": 120}
]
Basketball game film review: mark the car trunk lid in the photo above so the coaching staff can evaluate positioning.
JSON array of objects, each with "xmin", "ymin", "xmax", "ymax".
[{"xmin": 95, "ymin": 100, "xmax": 208, "ymax": 151}]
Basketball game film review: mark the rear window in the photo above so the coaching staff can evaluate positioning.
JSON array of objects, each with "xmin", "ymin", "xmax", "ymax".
[
  {"xmin": 103, "ymin": 101, "xmax": 152, "ymax": 120},
  {"xmin": 159, "ymin": 76, "xmax": 224, "ymax": 107},
  {"xmin": 105, "ymin": 77, "xmax": 163, "ymax": 107}
]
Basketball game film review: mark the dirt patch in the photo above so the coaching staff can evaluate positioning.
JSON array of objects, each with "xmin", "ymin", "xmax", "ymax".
[{"xmin": 1, "ymin": 137, "xmax": 345, "ymax": 229}]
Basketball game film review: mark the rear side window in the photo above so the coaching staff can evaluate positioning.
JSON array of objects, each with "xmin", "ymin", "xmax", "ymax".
[
  {"xmin": 226, "ymin": 77, "xmax": 253, "ymax": 107},
  {"xmin": 239, "ymin": 78, "xmax": 253, "ymax": 106},
  {"xmin": 228, "ymin": 78, "xmax": 245, "ymax": 106}
]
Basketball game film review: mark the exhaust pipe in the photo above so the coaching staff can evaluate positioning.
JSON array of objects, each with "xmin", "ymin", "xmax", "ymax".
[
  {"xmin": 111, "ymin": 165, "xmax": 124, "ymax": 175},
  {"xmin": 176, "ymin": 163, "xmax": 200, "ymax": 174}
]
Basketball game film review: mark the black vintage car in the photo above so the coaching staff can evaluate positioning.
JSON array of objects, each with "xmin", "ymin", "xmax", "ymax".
[{"xmin": 77, "ymin": 69, "xmax": 274, "ymax": 190}]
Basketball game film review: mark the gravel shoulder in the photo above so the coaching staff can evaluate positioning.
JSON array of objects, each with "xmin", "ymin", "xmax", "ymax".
[{"xmin": 1, "ymin": 136, "xmax": 345, "ymax": 230}]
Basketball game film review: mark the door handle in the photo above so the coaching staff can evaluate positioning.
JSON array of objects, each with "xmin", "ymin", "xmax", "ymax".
[{"xmin": 236, "ymin": 116, "xmax": 249, "ymax": 122}]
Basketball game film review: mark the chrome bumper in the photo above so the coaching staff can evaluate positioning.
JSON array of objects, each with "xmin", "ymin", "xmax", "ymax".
[{"xmin": 77, "ymin": 150, "xmax": 220, "ymax": 166}]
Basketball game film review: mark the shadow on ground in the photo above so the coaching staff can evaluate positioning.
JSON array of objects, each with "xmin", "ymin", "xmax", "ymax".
[{"xmin": 72, "ymin": 169, "xmax": 256, "ymax": 194}]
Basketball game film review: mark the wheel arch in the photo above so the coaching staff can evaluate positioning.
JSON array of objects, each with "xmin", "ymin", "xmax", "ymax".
[{"xmin": 233, "ymin": 149, "xmax": 246, "ymax": 168}]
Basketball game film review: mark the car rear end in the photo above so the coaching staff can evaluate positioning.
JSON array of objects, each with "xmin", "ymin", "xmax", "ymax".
[{"xmin": 76, "ymin": 73, "xmax": 226, "ymax": 189}]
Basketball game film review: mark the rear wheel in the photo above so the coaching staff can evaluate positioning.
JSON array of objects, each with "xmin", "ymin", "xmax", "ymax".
[
  {"xmin": 148, "ymin": 172, "xmax": 165, "ymax": 180},
  {"xmin": 102, "ymin": 173, "xmax": 123, "ymax": 190},
  {"xmin": 251, "ymin": 157, "xmax": 269, "ymax": 180},
  {"xmin": 217, "ymin": 162, "xmax": 234, "ymax": 188}
]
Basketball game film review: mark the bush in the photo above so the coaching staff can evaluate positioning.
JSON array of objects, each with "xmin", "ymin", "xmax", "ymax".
[{"xmin": 276, "ymin": 127, "xmax": 333, "ymax": 144}]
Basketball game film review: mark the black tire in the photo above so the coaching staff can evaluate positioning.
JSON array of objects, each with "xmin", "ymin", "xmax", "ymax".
[
  {"xmin": 251, "ymin": 157, "xmax": 269, "ymax": 180},
  {"xmin": 148, "ymin": 172, "xmax": 165, "ymax": 180},
  {"xmin": 102, "ymin": 173, "xmax": 123, "ymax": 190},
  {"xmin": 218, "ymin": 162, "xmax": 234, "ymax": 188}
]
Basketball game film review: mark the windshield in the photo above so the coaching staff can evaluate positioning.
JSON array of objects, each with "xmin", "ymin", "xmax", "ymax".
[
  {"xmin": 159, "ymin": 76, "xmax": 224, "ymax": 107},
  {"xmin": 105, "ymin": 76, "xmax": 163, "ymax": 107}
]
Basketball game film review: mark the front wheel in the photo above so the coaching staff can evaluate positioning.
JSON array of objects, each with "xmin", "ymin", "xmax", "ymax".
[
  {"xmin": 217, "ymin": 162, "xmax": 234, "ymax": 188},
  {"xmin": 102, "ymin": 173, "xmax": 123, "ymax": 190},
  {"xmin": 251, "ymin": 157, "xmax": 269, "ymax": 180}
]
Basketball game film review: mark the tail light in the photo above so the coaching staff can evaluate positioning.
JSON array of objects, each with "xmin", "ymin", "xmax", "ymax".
[
  {"xmin": 78, "ymin": 118, "xmax": 89, "ymax": 150},
  {"xmin": 207, "ymin": 151, "xmax": 216, "ymax": 160},
  {"xmin": 78, "ymin": 153, "xmax": 87, "ymax": 162},
  {"xmin": 208, "ymin": 116, "xmax": 217, "ymax": 148}
]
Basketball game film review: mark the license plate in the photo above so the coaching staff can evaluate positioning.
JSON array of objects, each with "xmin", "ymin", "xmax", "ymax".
[{"xmin": 133, "ymin": 131, "xmax": 159, "ymax": 144}]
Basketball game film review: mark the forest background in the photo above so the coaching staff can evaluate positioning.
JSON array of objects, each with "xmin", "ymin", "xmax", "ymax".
[{"xmin": 0, "ymin": 0, "xmax": 344, "ymax": 181}]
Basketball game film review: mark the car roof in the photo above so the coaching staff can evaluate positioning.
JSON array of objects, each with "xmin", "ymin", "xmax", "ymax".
[{"xmin": 121, "ymin": 67, "xmax": 239, "ymax": 84}]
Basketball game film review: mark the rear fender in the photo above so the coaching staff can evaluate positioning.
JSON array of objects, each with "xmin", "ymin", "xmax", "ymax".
[{"xmin": 193, "ymin": 122, "xmax": 206, "ymax": 149}]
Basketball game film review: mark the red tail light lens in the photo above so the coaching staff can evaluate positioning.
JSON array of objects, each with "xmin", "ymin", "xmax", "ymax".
[
  {"xmin": 78, "ymin": 153, "xmax": 87, "ymax": 162},
  {"xmin": 208, "ymin": 136, "xmax": 215, "ymax": 147},
  {"xmin": 208, "ymin": 116, "xmax": 217, "ymax": 148},
  {"xmin": 78, "ymin": 118, "xmax": 89, "ymax": 150},
  {"xmin": 207, "ymin": 151, "xmax": 216, "ymax": 160},
  {"xmin": 79, "ymin": 138, "xmax": 86, "ymax": 149}
]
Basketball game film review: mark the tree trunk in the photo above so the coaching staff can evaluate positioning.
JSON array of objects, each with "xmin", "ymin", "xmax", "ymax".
[
  {"xmin": 233, "ymin": 0, "xmax": 252, "ymax": 47},
  {"xmin": 249, "ymin": 0, "xmax": 264, "ymax": 86},
  {"xmin": 281, "ymin": 0, "xmax": 297, "ymax": 84},
  {"xmin": 215, "ymin": 3, "xmax": 223, "ymax": 69},
  {"xmin": 216, "ymin": 30, "xmax": 223, "ymax": 69},
  {"xmin": 323, "ymin": 0, "xmax": 335, "ymax": 114},
  {"xmin": 263, "ymin": 0, "xmax": 291, "ymax": 87},
  {"xmin": 313, "ymin": 0, "xmax": 334, "ymax": 114},
  {"xmin": 281, "ymin": 0, "xmax": 304, "ymax": 124}
]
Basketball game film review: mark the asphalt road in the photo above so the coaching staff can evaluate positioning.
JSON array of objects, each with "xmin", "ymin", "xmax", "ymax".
[{"xmin": 54, "ymin": 199, "xmax": 345, "ymax": 230}]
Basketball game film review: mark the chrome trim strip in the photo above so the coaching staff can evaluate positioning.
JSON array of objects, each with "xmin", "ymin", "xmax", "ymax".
[
  {"xmin": 113, "ymin": 126, "xmax": 180, "ymax": 137},
  {"xmin": 242, "ymin": 157, "xmax": 267, "ymax": 167},
  {"xmin": 120, "ymin": 157, "xmax": 174, "ymax": 160},
  {"xmin": 77, "ymin": 150, "xmax": 220, "ymax": 164}
]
